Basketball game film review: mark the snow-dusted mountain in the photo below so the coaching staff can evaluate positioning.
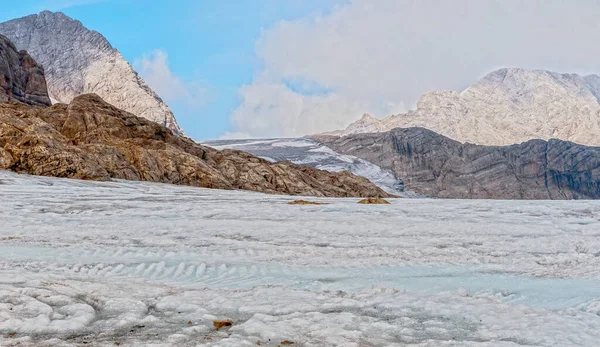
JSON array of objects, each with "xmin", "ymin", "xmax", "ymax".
[
  {"xmin": 205, "ymin": 138, "xmax": 418, "ymax": 197},
  {"xmin": 325, "ymin": 68, "xmax": 600, "ymax": 146},
  {"xmin": 0, "ymin": 11, "xmax": 183, "ymax": 134}
]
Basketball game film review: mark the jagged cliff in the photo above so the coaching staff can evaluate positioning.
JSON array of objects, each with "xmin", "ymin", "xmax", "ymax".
[
  {"xmin": 0, "ymin": 11, "xmax": 183, "ymax": 134},
  {"xmin": 311, "ymin": 128, "xmax": 600, "ymax": 199},
  {"xmin": 0, "ymin": 34, "xmax": 50, "ymax": 106},
  {"xmin": 324, "ymin": 68, "xmax": 600, "ymax": 146}
]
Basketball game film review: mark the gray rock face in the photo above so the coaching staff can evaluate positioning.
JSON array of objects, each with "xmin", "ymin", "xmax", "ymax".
[
  {"xmin": 0, "ymin": 34, "xmax": 50, "ymax": 106},
  {"xmin": 0, "ymin": 11, "xmax": 183, "ymax": 134},
  {"xmin": 311, "ymin": 129, "xmax": 600, "ymax": 199}
]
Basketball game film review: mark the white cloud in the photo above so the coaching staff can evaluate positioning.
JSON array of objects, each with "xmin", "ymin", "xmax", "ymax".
[
  {"xmin": 134, "ymin": 50, "xmax": 208, "ymax": 109},
  {"xmin": 229, "ymin": 0, "xmax": 600, "ymax": 138},
  {"xmin": 230, "ymin": 81, "xmax": 399, "ymax": 138}
]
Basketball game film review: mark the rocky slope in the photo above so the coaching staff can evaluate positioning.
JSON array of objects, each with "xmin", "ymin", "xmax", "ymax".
[
  {"xmin": 0, "ymin": 34, "xmax": 50, "ymax": 106},
  {"xmin": 325, "ymin": 68, "xmax": 600, "ymax": 146},
  {"xmin": 311, "ymin": 128, "xmax": 600, "ymax": 199},
  {"xmin": 0, "ymin": 93, "xmax": 392, "ymax": 198},
  {"xmin": 0, "ymin": 11, "xmax": 183, "ymax": 134}
]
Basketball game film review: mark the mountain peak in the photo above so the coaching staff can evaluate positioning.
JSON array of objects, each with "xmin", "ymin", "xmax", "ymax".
[
  {"xmin": 360, "ymin": 113, "xmax": 376, "ymax": 121},
  {"xmin": 38, "ymin": 10, "xmax": 64, "ymax": 17},
  {"xmin": 0, "ymin": 12, "xmax": 183, "ymax": 134},
  {"xmin": 321, "ymin": 67, "xmax": 600, "ymax": 146}
]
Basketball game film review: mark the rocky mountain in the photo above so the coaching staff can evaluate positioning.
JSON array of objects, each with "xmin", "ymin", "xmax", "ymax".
[
  {"xmin": 0, "ymin": 11, "xmax": 183, "ymax": 134},
  {"xmin": 325, "ymin": 68, "xmax": 600, "ymax": 146},
  {"xmin": 205, "ymin": 138, "xmax": 417, "ymax": 197},
  {"xmin": 0, "ymin": 34, "xmax": 50, "ymax": 106},
  {"xmin": 311, "ymin": 128, "xmax": 600, "ymax": 199},
  {"xmin": 0, "ymin": 92, "xmax": 393, "ymax": 198}
]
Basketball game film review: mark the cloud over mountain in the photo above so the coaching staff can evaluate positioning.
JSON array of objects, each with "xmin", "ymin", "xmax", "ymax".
[{"xmin": 228, "ymin": 0, "xmax": 600, "ymax": 138}]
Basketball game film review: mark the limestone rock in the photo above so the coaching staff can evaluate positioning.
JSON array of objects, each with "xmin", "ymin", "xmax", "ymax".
[
  {"xmin": 357, "ymin": 198, "xmax": 390, "ymax": 204},
  {"xmin": 0, "ymin": 34, "xmax": 50, "ymax": 106},
  {"xmin": 323, "ymin": 68, "xmax": 600, "ymax": 146},
  {"xmin": 312, "ymin": 128, "xmax": 600, "ymax": 199},
  {"xmin": 0, "ymin": 94, "xmax": 392, "ymax": 198},
  {"xmin": 0, "ymin": 11, "xmax": 183, "ymax": 134}
]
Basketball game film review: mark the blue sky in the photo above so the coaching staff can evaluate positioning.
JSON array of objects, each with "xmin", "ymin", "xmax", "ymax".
[{"xmin": 0, "ymin": 0, "xmax": 343, "ymax": 140}]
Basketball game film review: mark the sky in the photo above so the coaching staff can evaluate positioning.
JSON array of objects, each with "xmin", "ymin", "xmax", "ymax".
[{"xmin": 2, "ymin": 0, "xmax": 600, "ymax": 140}]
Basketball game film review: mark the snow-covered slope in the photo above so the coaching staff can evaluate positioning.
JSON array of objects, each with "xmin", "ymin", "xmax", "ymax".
[
  {"xmin": 205, "ymin": 138, "xmax": 417, "ymax": 197},
  {"xmin": 2, "ymin": 171, "xmax": 600, "ymax": 346},
  {"xmin": 0, "ymin": 11, "xmax": 183, "ymax": 134},
  {"xmin": 325, "ymin": 68, "xmax": 600, "ymax": 146}
]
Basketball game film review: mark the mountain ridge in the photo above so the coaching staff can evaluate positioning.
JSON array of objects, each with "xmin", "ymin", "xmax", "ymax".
[
  {"xmin": 311, "ymin": 127, "xmax": 600, "ymax": 199},
  {"xmin": 0, "ymin": 11, "xmax": 184, "ymax": 134},
  {"xmin": 324, "ymin": 68, "xmax": 600, "ymax": 146}
]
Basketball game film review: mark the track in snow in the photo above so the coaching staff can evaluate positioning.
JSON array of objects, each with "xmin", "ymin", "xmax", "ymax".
[{"xmin": 2, "ymin": 171, "xmax": 600, "ymax": 346}]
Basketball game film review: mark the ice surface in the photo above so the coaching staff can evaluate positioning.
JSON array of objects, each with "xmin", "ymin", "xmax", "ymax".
[{"xmin": 1, "ymin": 171, "xmax": 600, "ymax": 346}]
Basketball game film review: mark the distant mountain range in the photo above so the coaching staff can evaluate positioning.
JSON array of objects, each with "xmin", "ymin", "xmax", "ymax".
[
  {"xmin": 311, "ymin": 129, "xmax": 600, "ymax": 199},
  {"xmin": 325, "ymin": 68, "xmax": 600, "ymax": 146},
  {"xmin": 0, "ymin": 11, "xmax": 183, "ymax": 135}
]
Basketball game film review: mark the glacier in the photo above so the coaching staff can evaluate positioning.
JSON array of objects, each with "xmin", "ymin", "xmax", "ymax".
[
  {"xmin": 1, "ymin": 171, "xmax": 600, "ymax": 346},
  {"xmin": 204, "ymin": 138, "xmax": 417, "ymax": 197}
]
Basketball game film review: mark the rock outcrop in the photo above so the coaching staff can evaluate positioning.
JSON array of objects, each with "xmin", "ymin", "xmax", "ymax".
[
  {"xmin": 311, "ymin": 128, "xmax": 600, "ymax": 199},
  {"xmin": 0, "ymin": 34, "xmax": 50, "ymax": 106},
  {"xmin": 0, "ymin": 11, "xmax": 183, "ymax": 134},
  {"xmin": 0, "ymin": 94, "xmax": 393, "ymax": 198},
  {"xmin": 323, "ymin": 68, "xmax": 600, "ymax": 146}
]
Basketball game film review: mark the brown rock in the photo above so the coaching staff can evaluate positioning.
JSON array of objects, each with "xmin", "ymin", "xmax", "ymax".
[
  {"xmin": 358, "ymin": 198, "xmax": 390, "ymax": 204},
  {"xmin": 0, "ymin": 94, "xmax": 393, "ymax": 198},
  {"xmin": 213, "ymin": 320, "xmax": 233, "ymax": 331},
  {"xmin": 287, "ymin": 200, "xmax": 328, "ymax": 205},
  {"xmin": 0, "ymin": 34, "xmax": 51, "ymax": 106}
]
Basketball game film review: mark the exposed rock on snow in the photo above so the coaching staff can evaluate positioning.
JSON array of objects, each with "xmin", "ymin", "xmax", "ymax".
[
  {"xmin": 0, "ymin": 11, "xmax": 183, "ymax": 134},
  {"xmin": 312, "ymin": 127, "xmax": 600, "ymax": 199},
  {"xmin": 0, "ymin": 34, "xmax": 50, "ymax": 106},
  {"xmin": 0, "ymin": 94, "xmax": 392, "ymax": 197},
  {"xmin": 325, "ymin": 68, "xmax": 600, "ymax": 146}
]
